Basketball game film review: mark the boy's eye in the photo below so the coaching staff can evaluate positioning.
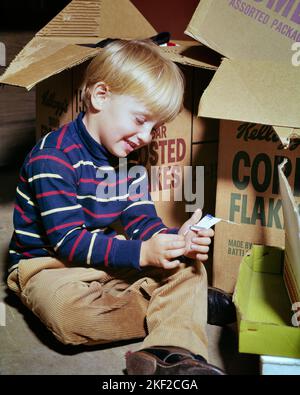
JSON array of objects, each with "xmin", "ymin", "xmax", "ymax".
[{"xmin": 135, "ymin": 117, "xmax": 145, "ymax": 125}]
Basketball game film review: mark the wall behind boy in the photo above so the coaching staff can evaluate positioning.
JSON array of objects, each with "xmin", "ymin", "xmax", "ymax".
[{"xmin": 132, "ymin": 0, "xmax": 200, "ymax": 39}]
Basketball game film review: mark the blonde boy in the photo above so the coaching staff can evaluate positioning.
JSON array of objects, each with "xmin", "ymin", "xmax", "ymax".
[{"xmin": 7, "ymin": 40, "xmax": 233, "ymax": 375}]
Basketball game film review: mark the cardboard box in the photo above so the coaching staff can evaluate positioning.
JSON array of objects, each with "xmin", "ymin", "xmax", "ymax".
[
  {"xmin": 233, "ymin": 244, "xmax": 300, "ymax": 358},
  {"xmin": 212, "ymin": 120, "xmax": 300, "ymax": 292},
  {"xmin": 233, "ymin": 166, "xmax": 300, "ymax": 358},
  {"xmin": 201, "ymin": 59, "xmax": 300, "ymax": 292},
  {"xmin": 0, "ymin": 0, "xmax": 220, "ymax": 230},
  {"xmin": 184, "ymin": 0, "xmax": 300, "ymax": 292}
]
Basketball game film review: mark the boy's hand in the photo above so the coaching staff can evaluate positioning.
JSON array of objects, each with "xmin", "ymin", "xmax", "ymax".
[
  {"xmin": 178, "ymin": 209, "xmax": 214, "ymax": 262},
  {"xmin": 140, "ymin": 234, "xmax": 186, "ymax": 269}
]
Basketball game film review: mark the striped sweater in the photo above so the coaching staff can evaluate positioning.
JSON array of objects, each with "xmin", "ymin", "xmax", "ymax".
[{"xmin": 8, "ymin": 112, "xmax": 178, "ymax": 274}]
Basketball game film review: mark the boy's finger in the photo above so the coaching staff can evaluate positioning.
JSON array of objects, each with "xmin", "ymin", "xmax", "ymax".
[
  {"xmin": 196, "ymin": 254, "xmax": 209, "ymax": 262},
  {"xmin": 161, "ymin": 259, "xmax": 181, "ymax": 270},
  {"xmin": 190, "ymin": 245, "xmax": 209, "ymax": 254},
  {"xmin": 196, "ymin": 228, "xmax": 214, "ymax": 237},
  {"xmin": 159, "ymin": 234, "xmax": 185, "ymax": 242},
  {"xmin": 166, "ymin": 240, "xmax": 186, "ymax": 250},
  {"xmin": 191, "ymin": 237, "xmax": 212, "ymax": 246},
  {"xmin": 190, "ymin": 208, "xmax": 203, "ymax": 225},
  {"xmin": 165, "ymin": 248, "xmax": 186, "ymax": 259}
]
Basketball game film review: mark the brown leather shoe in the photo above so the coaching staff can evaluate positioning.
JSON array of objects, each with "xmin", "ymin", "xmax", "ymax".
[
  {"xmin": 126, "ymin": 346, "xmax": 226, "ymax": 375},
  {"xmin": 208, "ymin": 286, "xmax": 236, "ymax": 326}
]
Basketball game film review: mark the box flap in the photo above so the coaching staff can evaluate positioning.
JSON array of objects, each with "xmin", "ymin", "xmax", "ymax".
[
  {"xmin": 37, "ymin": 0, "xmax": 157, "ymax": 38},
  {"xmin": 199, "ymin": 58, "xmax": 300, "ymax": 135},
  {"xmin": 0, "ymin": 37, "xmax": 99, "ymax": 90},
  {"xmin": 0, "ymin": 0, "xmax": 157, "ymax": 90},
  {"xmin": 278, "ymin": 160, "xmax": 300, "ymax": 306},
  {"xmin": 185, "ymin": 0, "xmax": 300, "ymax": 63},
  {"xmin": 160, "ymin": 40, "xmax": 219, "ymax": 70}
]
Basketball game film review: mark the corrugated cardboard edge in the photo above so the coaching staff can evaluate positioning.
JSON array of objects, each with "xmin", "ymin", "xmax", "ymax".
[
  {"xmin": 278, "ymin": 160, "xmax": 300, "ymax": 308},
  {"xmin": 37, "ymin": 0, "xmax": 157, "ymax": 39},
  {"xmin": 198, "ymin": 58, "xmax": 300, "ymax": 145}
]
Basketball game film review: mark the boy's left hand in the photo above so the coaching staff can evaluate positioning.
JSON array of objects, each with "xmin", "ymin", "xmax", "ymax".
[{"xmin": 178, "ymin": 209, "xmax": 214, "ymax": 262}]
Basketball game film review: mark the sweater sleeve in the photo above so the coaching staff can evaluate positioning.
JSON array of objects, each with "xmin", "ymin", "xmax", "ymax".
[
  {"xmin": 120, "ymin": 165, "xmax": 179, "ymax": 240},
  {"xmin": 27, "ymin": 148, "xmax": 142, "ymax": 269}
]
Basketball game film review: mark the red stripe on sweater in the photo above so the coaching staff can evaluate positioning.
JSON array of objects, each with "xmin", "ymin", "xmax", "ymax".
[
  {"xmin": 19, "ymin": 175, "xmax": 27, "ymax": 183},
  {"xmin": 83, "ymin": 208, "xmax": 122, "ymax": 219},
  {"xmin": 63, "ymin": 144, "xmax": 83, "ymax": 153},
  {"xmin": 46, "ymin": 221, "xmax": 84, "ymax": 235},
  {"xmin": 21, "ymin": 214, "xmax": 32, "ymax": 224},
  {"xmin": 56, "ymin": 124, "xmax": 69, "ymax": 150},
  {"xmin": 15, "ymin": 204, "xmax": 24, "ymax": 214},
  {"xmin": 36, "ymin": 190, "xmax": 76, "ymax": 198},
  {"xmin": 124, "ymin": 215, "xmax": 148, "ymax": 231},
  {"xmin": 104, "ymin": 238, "xmax": 113, "ymax": 267},
  {"xmin": 140, "ymin": 222, "xmax": 162, "ymax": 239},
  {"xmin": 68, "ymin": 229, "xmax": 87, "ymax": 262},
  {"xmin": 29, "ymin": 155, "xmax": 75, "ymax": 172},
  {"xmin": 15, "ymin": 239, "xmax": 24, "ymax": 248},
  {"xmin": 22, "ymin": 252, "xmax": 35, "ymax": 258},
  {"xmin": 15, "ymin": 204, "xmax": 32, "ymax": 223},
  {"xmin": 128, "ymin": 193, "xmax": 145, "ymax": 201}
]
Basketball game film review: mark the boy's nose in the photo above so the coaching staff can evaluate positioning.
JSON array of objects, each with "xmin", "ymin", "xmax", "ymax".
[{"xmin": 137, "ymin": 127, "xmax": 152, "ymax": 146}]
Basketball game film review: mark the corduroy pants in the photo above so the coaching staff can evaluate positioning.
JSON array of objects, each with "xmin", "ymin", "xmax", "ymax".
[{"xmin": 7, "ymin": 256, "xmax": 209, "ymax": 359}]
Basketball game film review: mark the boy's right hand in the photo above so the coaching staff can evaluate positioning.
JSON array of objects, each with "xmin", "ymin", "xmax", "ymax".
[{"xmin": 140, "ymin": 234, "xmax": 186, "ymax": 269}]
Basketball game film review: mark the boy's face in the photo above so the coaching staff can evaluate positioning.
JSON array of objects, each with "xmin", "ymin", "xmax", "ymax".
[{"xmin": 95, "ymin": 93, "xmax": 159, "ymax": 158}]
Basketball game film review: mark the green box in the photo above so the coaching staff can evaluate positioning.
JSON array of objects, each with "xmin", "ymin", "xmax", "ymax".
[{"xmin": 233, "ymin": 245, "xmax": 300, "ymax": 358}]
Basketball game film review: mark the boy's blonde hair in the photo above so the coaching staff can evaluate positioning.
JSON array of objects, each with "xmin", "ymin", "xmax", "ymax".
[{"xmin": 82, "ymin": 39, "xmax": 184, "ymax": 125}]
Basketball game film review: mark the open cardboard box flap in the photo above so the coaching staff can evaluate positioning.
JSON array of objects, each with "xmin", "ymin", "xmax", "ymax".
[
  {"xmin": 0, "ymin": 0, "xmax": 156, "ymax": 90},
  {"xmin": 279, "ymin": 160, "xmax": 300, "ymax": 305},
  {"xmin": 185, "ymin": 0, "xmax": 300, "ymax": 144},
  {"xmin": 0, "ymin": 0, "xmax": 218, "ymax": 91},
  {"xmin": 36, "ymin": 0, "xmax": 156, "ymax": 39},
  {"xmin": 0, "ymin": 37, "xmax": 101, "ymax": 90},
  {"xmin": 198, "ymin": 58, "xmax": 300, "ymax": 144},
  {"xmin": 185, "ymin": 0, "xmax": 300, "ymax": 64}
]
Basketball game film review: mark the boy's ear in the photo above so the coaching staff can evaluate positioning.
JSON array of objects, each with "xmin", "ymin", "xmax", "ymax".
[{"xmin": 90, "ymin": 82, "xmax": 110, "ymax": 111}]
